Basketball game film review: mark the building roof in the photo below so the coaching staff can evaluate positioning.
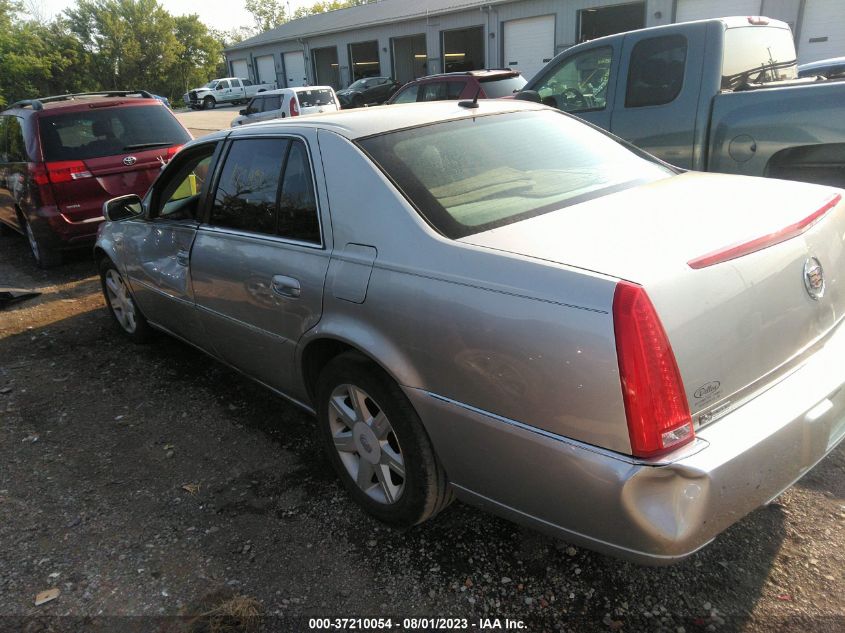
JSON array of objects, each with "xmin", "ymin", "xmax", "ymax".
[
  {"xmin": 224, "ymin": 98, "xmax": 545, "ymax": 139},
  {"xmin": 225, "ymin": 0, "xmax": 509, "ymax": 52}
]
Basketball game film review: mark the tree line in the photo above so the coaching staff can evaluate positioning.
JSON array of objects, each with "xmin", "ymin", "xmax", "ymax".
[{"xmin": 0, "ymin": 0, "xmax": 377, "ymax": 108}]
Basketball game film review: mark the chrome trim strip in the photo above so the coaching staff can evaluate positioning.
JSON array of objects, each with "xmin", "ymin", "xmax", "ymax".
[
  {"xmin": 197, "ymin": 225, "xmax": 327, "ymax": 251},
  {"xmin": 147, "ymin": 319, "xmax": 315, "ymax": 415},
  {"xmin": 422, "ymin": 390, "xmax": 708, "ymax": 466},
  {"xmin": 61, "ymin": 214, "xmax": 105, "ymax": 225}
]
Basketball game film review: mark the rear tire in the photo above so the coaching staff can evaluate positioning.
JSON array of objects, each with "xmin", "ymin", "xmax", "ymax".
[
  {"xmin": 203, "ymin": 96, "xmax": 215, "ymax": 110},
  {"xmin": 98, "ymin": 258, "xmax": 153, "ymax": 343},
  {"xmin": 316, "ymin": 352, "xmax": 453, "ymax": 527},
  {"xmin": 23, "ymin": 215, "xmax": 62, "ymax": 268}
]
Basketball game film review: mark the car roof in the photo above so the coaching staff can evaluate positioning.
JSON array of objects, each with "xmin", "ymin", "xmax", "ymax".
[
  {"xmin": 3, "ymin": 94, "xmax": 163, "ymax": 116},
  {"xmin": 256, "ymin": 86, "xmax": 335, "ymax": 96},
  {"xmin": 798, "ymin": 56, "xmax": 845, "ymax": 71},
  {"xmin": 225, "ymin": 99, "xmax": 546, "ymax": 141},
  {"xmin": 421, "ymin": 69, "xmax": 520, "ymax": 80}
]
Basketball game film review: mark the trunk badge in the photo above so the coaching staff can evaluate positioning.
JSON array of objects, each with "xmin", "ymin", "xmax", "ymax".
[
  {"xmin": 804, "ymin": 257, "xmax": 825, "ymax": 300},
  {"xmin": 123, "ymin": 156, "xmax": 137, "ymax": 166}
]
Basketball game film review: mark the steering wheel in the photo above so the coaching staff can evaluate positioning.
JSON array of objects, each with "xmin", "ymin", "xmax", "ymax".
[{"xmin": 561, "ymin": 87, "xmax": 588, "ymax": 110}]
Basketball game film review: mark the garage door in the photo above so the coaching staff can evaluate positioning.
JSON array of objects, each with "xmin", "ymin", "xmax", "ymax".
[
  {"xmin": 503, "ymin": 15, "xmax": 555, "ymax": 82},
  {"xmin": 676, "ymin": 0, "xmax": 761, "ymax": 23},
  {"xmin": 798, "ymin": 0, "xmax": 845, "ymax": 63},
  {"xmin": 231, "ymin": 59, "xmax": 248, "ymax": 80},
  {"xmin": 255, "ymin": 55, "xmax": 276, "ymax": 87},
  {"xmin": 283, "ymin": 51, "xmax": 307, "ymax": 87}
]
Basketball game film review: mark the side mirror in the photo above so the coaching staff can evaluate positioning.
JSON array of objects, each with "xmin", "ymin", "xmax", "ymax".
[
  {"xmin": 103, "ymin": 194, "xmax": 143, "ymax": 222},
  {"xmin": 239, "ymin": 109, "xmax": 246, "ymax": 115},
  {"xmin": 514, "ymin": 90, "xmax": 542, "ymax": 103}
]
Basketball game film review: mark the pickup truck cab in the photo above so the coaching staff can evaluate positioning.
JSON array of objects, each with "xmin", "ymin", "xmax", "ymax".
[
  {"xmin": 519, "ymin": 17, "xmax": 845, "ymax": 187},
  {"xmin": 184, "ymin": 77, "xmax": 275, "ymax": 110}
]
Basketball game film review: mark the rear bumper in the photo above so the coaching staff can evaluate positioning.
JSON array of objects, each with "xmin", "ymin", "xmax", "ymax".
[
  {"xmin": 405, "ymin": 319, "xmax": 845, "ymax": 564},
  {"xmin": 33, "ymin": 206, "xmax": 102, "ymax": 249}
]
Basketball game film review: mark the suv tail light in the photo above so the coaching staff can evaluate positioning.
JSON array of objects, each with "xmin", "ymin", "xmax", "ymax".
[
  {"xmin": 164, "ymin": 145, "xmax": 182, "ymax": 161},
  {"xmin": 613, "ymin": 281, "xmax": 694, "ymax": 458},
  {"xmin": 44, "ymin": 160, "xmax": 93, "ymax": 183},
  {"xmin": 290, "ymin": 97, "xmax": 300, "ymax": 117},
  {"xmin": 28, "ymin": 163, "xmax": 56, "ymax": 206}
]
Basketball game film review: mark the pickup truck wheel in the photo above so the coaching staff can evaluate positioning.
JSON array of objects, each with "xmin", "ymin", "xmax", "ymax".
[
  {"xmin": 316, "ymin": 352, "xmax": 453, "ymax": 527},
  {"xmin": 99, "ymin": 258, "xmax": 153, "ymax": 343},
  {"xmin": 202, "ymin": 96, "xmax": 215, "ymax": 110},
  {"xmin": 23, "ymin": 215, "xmax": 62, "ymax": 268}
]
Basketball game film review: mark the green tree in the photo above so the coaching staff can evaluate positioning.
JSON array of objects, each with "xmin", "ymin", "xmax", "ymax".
[
  {"xmin": 293, "ymin": 0, "xmax": 374, "ymax": 20},
  {"xmin": 170, "ymin": 15, "xmax": 223, "ymax": 97},
  {"xmin": 244, "ymin": 0, "xmax": 286, "ymax": 32}
]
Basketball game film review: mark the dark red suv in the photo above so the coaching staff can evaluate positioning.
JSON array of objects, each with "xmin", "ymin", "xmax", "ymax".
[
  {"xmin": 387, "ymin": 70, "xmax": 527, "ymax": 105},
  {"xmin": 0, "ymin": 91, "xmax": 191, "ymax": 267}
]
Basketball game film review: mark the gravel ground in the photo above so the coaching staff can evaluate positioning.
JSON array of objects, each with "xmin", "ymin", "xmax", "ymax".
[{"xmin": 0, "ymin": 231, "xmax": 843, "ymax": 633}]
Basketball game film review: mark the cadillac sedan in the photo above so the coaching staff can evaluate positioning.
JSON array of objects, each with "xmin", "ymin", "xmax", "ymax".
[{"xmin": 95, "ymin": 100, "xmax": 845, "ymax": 564}]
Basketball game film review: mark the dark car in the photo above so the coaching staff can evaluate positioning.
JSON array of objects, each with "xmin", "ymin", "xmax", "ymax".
[
  {"xmin": 336, "ymin": 77, "xmax": 401, "ymax": 108},
  {"xmin": 387, "ymin": 70, "xmax": 527, "ymax": 105},
  {"xmin": 0, "ymin": 91, "xmax": 191, "ymax": 267}
]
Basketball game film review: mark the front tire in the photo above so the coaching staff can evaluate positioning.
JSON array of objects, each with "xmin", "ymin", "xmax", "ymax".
[
  {"xmin": 99, "ymin": 258, "xmax": 152, "ymax": 343},
  {"xmin": 23, "ymin": 215, "xmax": 61, "ymax": 268},
  {"xmin": 202, "ymin": 96, "xmax": 215, "ymax": 110},
  {"xmin": 316, "ymin": 352, "xmax": 453, "ymax": 527}
]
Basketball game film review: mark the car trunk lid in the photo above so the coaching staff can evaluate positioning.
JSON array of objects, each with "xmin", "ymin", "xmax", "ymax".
[{"xmin": 462, "ymin": 172, "xmax": 845, "ymax": 421}]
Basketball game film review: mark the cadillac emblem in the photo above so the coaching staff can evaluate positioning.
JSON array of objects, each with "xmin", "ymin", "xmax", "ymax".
[
  {"xmin": 803, "ymin": 257, "xmax": 825, "ymax": 300},
  {"xmin": 123, "ymin": 156, "xmax": 137, "ymax": 166}
]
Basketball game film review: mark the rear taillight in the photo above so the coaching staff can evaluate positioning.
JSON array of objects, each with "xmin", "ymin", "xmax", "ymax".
[
  {"xmin": 290, "ymin": 98, "xmax": 300, "ymax": 117},
  {"xmin": 163, "ymin": 145, "xmax": 183, "ymax": 163},
  {"xmin": 613, "ymin": 281, "xmax": 694, "ymax": 458},
  {"xmin": 747, "ymin": 16, "xmax": 770, "ymax": 25},
  {"xmin": 28, "ymin": 163, "xmax": 56, "ymax": 206},
  {"xmin": 688, "ymin": 193, "xmax": 841, "ymax": 269},
  {"xmin": 44, "ymin": 160, "xmax": 93, "ymax": 183}
]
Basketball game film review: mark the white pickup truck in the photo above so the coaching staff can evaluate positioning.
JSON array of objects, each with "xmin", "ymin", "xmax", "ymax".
[{"xmin": 184, "ymin": 77, "xmax": 275, "ymax": 110}]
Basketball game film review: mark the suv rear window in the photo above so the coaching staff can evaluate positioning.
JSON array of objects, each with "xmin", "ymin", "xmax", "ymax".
[
  {"xmin": 359, "ymin": 110, "xmax": 671, "ymax": 238},
  {"xmin": 296, "ymin": 89, "xmax": 335, "ymax": 107},
  {"xmin": 479, "ymin": 75, "xmax": 527, "ymax": 98},
  {"xmin": 39, "ymin": 104, "xmax": 190, "ymax": 161}
]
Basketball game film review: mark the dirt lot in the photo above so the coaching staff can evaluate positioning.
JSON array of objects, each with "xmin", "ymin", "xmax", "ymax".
[{"xmin": 0, "ymin": 232, "xmax": 844, "ymax": 633}]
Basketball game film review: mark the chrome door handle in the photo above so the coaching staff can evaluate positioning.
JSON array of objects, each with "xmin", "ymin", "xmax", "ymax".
[
  {"xmin": 176, "ymin": 249, "xmax": 189, "ymax": 266},
  {"xmin": 272, "ymin": 275, "xmax": 301, "ymax": 298}
]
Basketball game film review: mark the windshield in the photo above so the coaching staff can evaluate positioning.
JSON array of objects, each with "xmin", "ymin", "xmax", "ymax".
[
  {"xmin": 722, "ymin": 26, "xmax": 798, "ymax": 88},
  {"xmin": 348, "ymin": 79, "xmax": 368, "ymax": 91},
  {"xmin": 480, "ymin": 75, "xmax": 527, "ymax": 97},
  {"xmin": 204, "ymin": 80, "xmax": 219, "ymax": 90},
  {"xmin": 358, "ymin": 110, "xmax": 672, "ymax": 238},
  {"xmin": 39, "ymin": 105, "xmax": 191, "ymax": 161}
]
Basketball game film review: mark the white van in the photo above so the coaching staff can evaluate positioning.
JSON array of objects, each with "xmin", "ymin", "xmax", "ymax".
[{"xmin": 231, "ymin": 87, "xmax": 339, "ymax": 127}]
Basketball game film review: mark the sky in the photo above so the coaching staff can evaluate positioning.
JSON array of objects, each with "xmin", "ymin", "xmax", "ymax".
[{"xmin": 34, "ymin": 0, "xmax": 312, "ymax": 31}]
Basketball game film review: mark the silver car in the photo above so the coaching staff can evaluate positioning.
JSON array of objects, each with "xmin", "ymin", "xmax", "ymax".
[{"xmin": 95, "ymin": 100, "xmax": 845, "ymax": 564}]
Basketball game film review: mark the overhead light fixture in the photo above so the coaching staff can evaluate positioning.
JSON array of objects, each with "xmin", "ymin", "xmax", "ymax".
[
  {"xmin": 414, "ymin": 54, "xmax": 427, "ymax": 59},
  {"xmin": 444, "ymin": 53, "xmax": 466, "ymax": 57}
]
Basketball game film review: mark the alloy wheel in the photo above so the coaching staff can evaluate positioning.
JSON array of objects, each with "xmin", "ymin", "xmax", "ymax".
[
  {"xmin": 328, "ymin": 383, "xmax": 406, "ymax": 504},
  {"xmin": 104, "ymin": 269, "xmax": 137, "ymax": 333}
]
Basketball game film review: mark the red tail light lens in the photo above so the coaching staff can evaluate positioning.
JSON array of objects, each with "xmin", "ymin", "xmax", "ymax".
[
  {"xmin": 165, "ymin": 145, "xmax": 182, "ymax": 161},
  {"xmin": 613, "ymin": 281, "xmax": 694, "ymax": 458},
  {"xmin": 28, "ymin": 163, "xmax": 56, "ymax": 206},
  {"xmin": 688, "ymin": 193, "xmax": 841, "ymax": 269},
  {"xmin": 290, "ymin": 97, "xmax": 300, "ymax": 117},
  {"xmin": 45, "ymin": 160, "xmax": 93, "ymax": 184}
]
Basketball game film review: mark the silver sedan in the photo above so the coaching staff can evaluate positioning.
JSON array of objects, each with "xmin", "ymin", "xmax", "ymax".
[{"xmin": 95, "ymin": 100, "xmax": 845, "ymax": 564}]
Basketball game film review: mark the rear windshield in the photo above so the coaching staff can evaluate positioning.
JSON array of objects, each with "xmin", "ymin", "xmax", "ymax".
[
  {"xmin": 722, "ymin": 26, "xmax": 798, "ymax": 88},
  {"xmin": 296, "ymin": 89, "xmax": 335, "ymax": 107},
  {"xmin": 479, "ymin": 75, "xmax": 527, "ymax": 98},
  {"xmin": 358, "ymin": 110, "xmax": 672, "ymax": 238},
  {"xmin": 39, "ymin": 104, "xmax": 190, "ymax": 161}
]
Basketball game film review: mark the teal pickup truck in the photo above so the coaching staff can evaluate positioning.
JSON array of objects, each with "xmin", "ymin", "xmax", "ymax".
[{"xmin": 517, "ymin": 16, "xmax": 845, "ymax": 187}]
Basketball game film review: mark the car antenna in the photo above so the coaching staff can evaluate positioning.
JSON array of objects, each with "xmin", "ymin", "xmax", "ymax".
[{"xmin": 458, "ymin": 87, "xmax": 481, "ymax": 109}]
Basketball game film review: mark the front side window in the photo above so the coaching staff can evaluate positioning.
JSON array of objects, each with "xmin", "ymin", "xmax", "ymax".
[
  {"xmin": 211, "ymin": 139, "xmax": 288, "ymax": 234},
  {"xmin": 261, "ymin": 95, "xmax": 282, "ymax": 112},
  {"xmin": 153, "ymin": 145, "xmax": 216, "ymax": 220},
  {"xmin": 532, "ymin": 46, "xmax": 612, "ymax": 112},
  {"xmin": 217, "ymin": 81, "xmax": 229, "ymax": 90},
  {"xmin": 391, "ymin": 85, "xmax": 419, "ymax": 104},
  {"xmin": 419, "ymin": 82, "xmax": 450, "ymax": 102},
  {"xmin": 359, "ymin": 110, "xmax": 672, "ymax": 239},
  {"xmin": 5, "ymin": 116, "xmax": 26, "ymax": 162},
  {"xmin": 626, "ymin": 35, "xmax": 687, "ymax": 108}
]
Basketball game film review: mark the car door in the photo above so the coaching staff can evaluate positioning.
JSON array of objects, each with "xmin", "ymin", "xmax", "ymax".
[
  {"xmin": 190, "ymin": 132, "xmax": 331, "ymax": 393},
  {"xmin": 216, "ymin": 79, "xmax": 231, "ymax": 101},
  {"xmin": 609, "ymin": 27, "xmax": 705, "ymax": 169},
  {"xmin": 526, "ymin": 45, "xmax": 617, "ymax": 130},
  {"xmin": 121, "ymin": 141, "xmax": 221, "ymax": 345}
]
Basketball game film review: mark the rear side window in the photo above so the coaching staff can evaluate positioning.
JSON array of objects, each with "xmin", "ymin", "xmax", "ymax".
[
  {"xmin": 479, "ymin": 75, "xmax": 527, "ymax": 98},
  {"xmin": 1, "ymin": 115, "xmax": 27, "ymax": 162},
  {"xmin": 626, "ymin": 35, "xmax": 687, "ymax": 108},
  {"xmin": 296, "ymin": 89, "xmax": 335, "ymax": 107},
  {"xmin": 38, "ymin": 105, "xmax": 190, "ymax": 161},
  {"xmin": 211, "ymin": 138, "xmax": 288, "ymax": 235},
  {"xmin": 420, "ymin": 82, "xmax": 458, "ymax": 101},
  {"xmin": 278, "ymin": 141, "xmax": 320, "ymax": 243}
]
